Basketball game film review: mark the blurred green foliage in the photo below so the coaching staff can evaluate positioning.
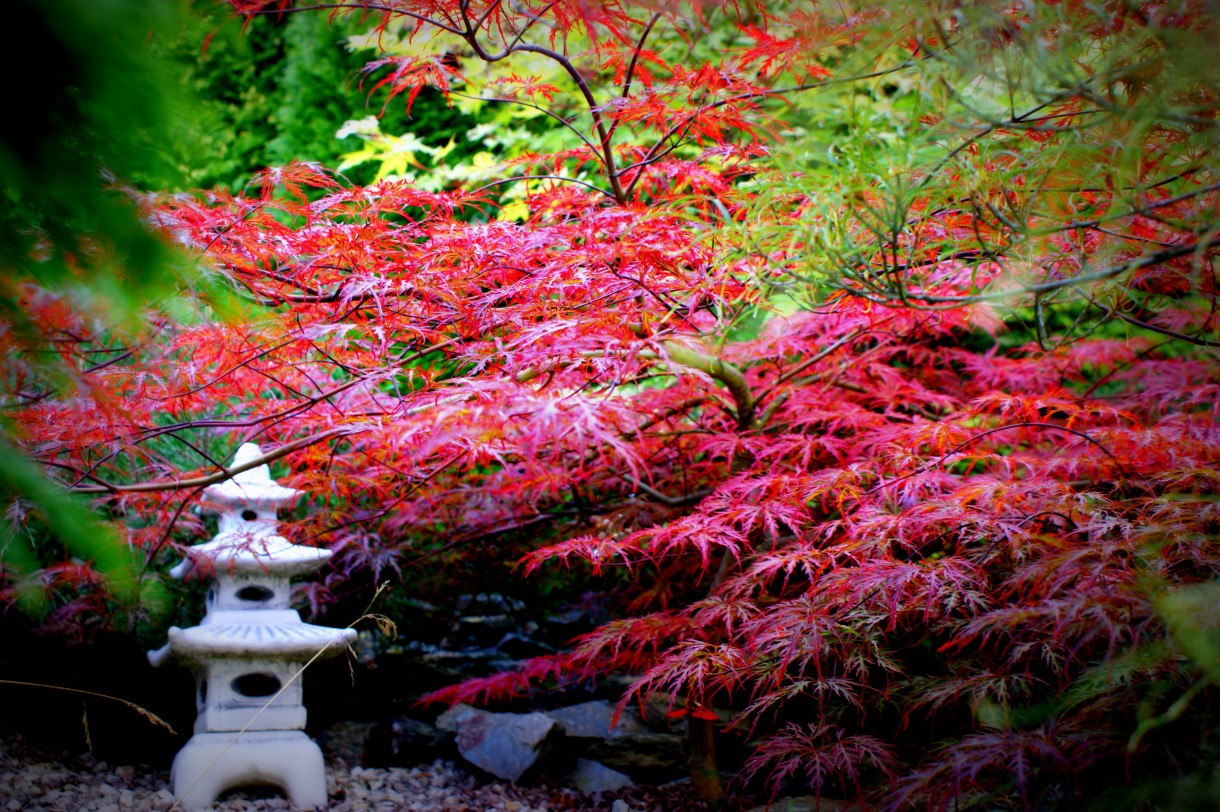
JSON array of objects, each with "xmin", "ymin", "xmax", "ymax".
[
  {"xmin": 0, "ymin": 0, "xmax": 189, "ymax": 317},
  {"xmin": 164, "ymin": 6, "xmax": 282, "ymax": 191},
  {"xmin": 0, "ymin": 0, "xmax": 199, "ymax": 621},
  {"xmin": 0, "ymin": 439, "xmax": 148, "ymax": 615},
  {"xmin": 169, "ymin": 5, "xmax": 480, "ymax": 191}
]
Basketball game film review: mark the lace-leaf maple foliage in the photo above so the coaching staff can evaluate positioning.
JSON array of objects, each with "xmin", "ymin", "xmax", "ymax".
[{"xmin": 2, "ymin": 0, "xmax": 1218, "ymax": 808}]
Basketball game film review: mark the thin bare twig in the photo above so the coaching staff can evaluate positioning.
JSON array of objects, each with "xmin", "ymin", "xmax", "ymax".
[{"xmin": 71, "ymin": 428, "xmax": 357, "ymax": 494}]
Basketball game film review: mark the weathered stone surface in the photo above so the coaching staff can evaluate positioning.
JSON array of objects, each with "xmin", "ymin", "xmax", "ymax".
[
  {"xmin": 544, "ymin": 700, "xmax": 647, "ymax": 740},
  {"xmin": 745, "ymin": 797, "xmax": 861, "ymax": 812},
  {"xmin": 568, "ymin": 759, "xmax": 635, "ymax": 793},
  {"xmin": 435, "ymin": 703, "xmax": 480, "ymax": 732},
  {"xmin": 545, "ymin": 701, "xmax": 608, "ymax": 739},
  {"xmin": 495, "ymin": 633, "xmax": 555, "ymax": 660},
  {"xmin": 437, "ymin": 704, "xmax": 563, "ymax": 781},
  {"xmin": 149, "ymin": 443, "xmax": 353, "ymax": 810},
  {"xmin": 583, "ymin": 729, "xmax": 685, "ymax": 781},
  {"xmin": 538, "ymin": 698, "xmax": 684, "ymax": 781}
]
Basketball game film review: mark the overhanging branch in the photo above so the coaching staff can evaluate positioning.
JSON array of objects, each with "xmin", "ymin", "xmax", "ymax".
[
  {"xmin": 71, "ymin": 427, "xmax": 359, "ymax": 494},
  {"xmin": 661, "ymin": 341, "xmax": 755, "ymax": 431}
]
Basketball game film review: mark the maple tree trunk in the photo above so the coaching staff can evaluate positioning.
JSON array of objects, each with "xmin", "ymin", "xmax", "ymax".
[
  {"xmin": 680, "ymin": 340, "xmax": 755, "ymax": 805},
  {"xmin": 687, "ymin": 715, "xmax": 724, "ymax": 808}
]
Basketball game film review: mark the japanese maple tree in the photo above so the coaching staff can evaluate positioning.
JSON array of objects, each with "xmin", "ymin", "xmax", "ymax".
[{"xmin": 2, "ymin": 0, "xmax": 1218, "ymax": 808}]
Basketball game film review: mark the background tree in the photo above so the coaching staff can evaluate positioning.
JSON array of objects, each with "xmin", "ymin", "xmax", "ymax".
[
  {"xmin": 2, "ymin": 0, "xmax": 1218, "ymax": 809},
  {"xmin": 165, "ymin": 3, "xmax": 481, "ymax": 190}
]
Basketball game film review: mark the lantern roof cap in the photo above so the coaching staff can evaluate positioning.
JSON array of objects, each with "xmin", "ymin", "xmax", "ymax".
[
  {"xmin": 168, "ymin": 527, "xmax": 332, "ymax": 580},
  {"xmin": 161, "ymin": 616, "xmax": 356, "ymax": 662},
  {"xmin": 204, "ymin": 443, "xmax": 301, "ymax": 506}
]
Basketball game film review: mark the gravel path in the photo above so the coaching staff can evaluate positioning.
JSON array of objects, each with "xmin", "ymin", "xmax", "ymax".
[{"xmin": 0, "ymin": 730, "xmax": 709, "ymax": 812}]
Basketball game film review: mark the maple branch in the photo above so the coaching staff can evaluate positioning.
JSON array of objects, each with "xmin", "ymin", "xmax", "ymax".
[
  {"xmin": 236, "ymin": 3, "xmax": 465, "ymax": 36},
  {"xmin": 627, "ymin": 477, "xmax": 710, "ymax": 507},
  {"xmin": 474, "ymin": 0, "xmax": 505, "ymax": 29},
  {"xmin": 870, "ymin": 421, "xmax": 1154, "ymax": 495},
  {"xmin": 469, "ymin": 175, "xmax": 617, "ymax": 199},
  {"xmin": 605, "ymin": 8, "xmax": 665, "ymax": 145},
  {"xmin": 661, "ymin": 341, "xmax": 755, "ymax": 431},
  {"xmin": 1086, "ymin": 297, "xmax": 1220, "ymax": 347},
  {"xmin": 408, "ymin": 511, "xmax": 567, "ymax": 565},
  {"xmin": 608, "ymin": 265, "xmax": 698, "ymax": 330},
  {"xmin": 268, "ymin": 265, "xmax": 336, "ymax": 297},
  {"xmin": 302, "ymin": 450, "xmax": 465, "ymax": 545},
  {"xmin": 71, "ymin": 428, "xmax": 357, "ymax": 494},
  {"xmin": 614, "ymin": 137, "xmax": 695, "ymax": 180},
  {"xmin": 446, "ymin": 3, "xmax": 627, "ymax": 202},
  {"xmin": 196, "ymin": 199, "xmax": 270, "ymax": 258},
  {"xmin": 495, "ymin": 0, "xmax": 556, "ymax": 52},
  {"xmin": 802, "ymin": 181, "xmax": 1218, "ymax": 310},
  {"xmin": 135, "ymin": 336, "xmax": 462, "ymax": 444},
  {"xmin": 1037, "ymin": 167, "xmax": 1204, "ymax": 194},
  {"xmin": 139, "ymin": 485, "xmax": 209, "ymax": 577},
  {"xmin": 621, "ymin": 11, "xmax": 662, "ymax": 101},
  {"xmin": 229, "ymin": 264, "xmax": 446, "ymax": 307},
  {"xmin": 757, "ymin": 327, "xmax": 870, "ymax": 401},
  {"xmin": 83, "ymin": 350, "xmax": 134, "ymax": 374},
  {"xmin": 897, "ymin": 236, "xmax": 1220, "ymax": 304},
  {"xmin": 158, "ymin": 432, "xmax": 232, "ymax": 476},
  {"xmin": 1080, "ymin": 339, "xmax": 1175, "ymax": 399},
  {"xmin": 623, "ymin": 398, "xmax": 709, "ymax": 440},
  {"xmin": 1050, "ymin": 182, "xmax": 1220, "ymax": 234},
  {"xmin": 448, "ymin": 90, "xmax": 601, "ymax": 156},
  {"xmin": 518, "ymin": 47, "xmax": 627, "ymax": 203},
  {"xmin": 153, "ymin": 336, "xmax": 300, "ymax": 401},
  {"xmin": 753, "ymin": 339, "xmax": 883, "ymax": 427},
  {"xmin": 625, "ymin": 62, "xmax": 918, "ymax": 198}
]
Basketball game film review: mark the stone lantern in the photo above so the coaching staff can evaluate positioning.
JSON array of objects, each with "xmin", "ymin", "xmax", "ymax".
[{"xmin": 148, "ymin": 443, "xmax": 356, "ymax": 809}]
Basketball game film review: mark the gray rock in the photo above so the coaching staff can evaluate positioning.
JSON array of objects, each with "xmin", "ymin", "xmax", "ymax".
[
  {"xmin": 547, "ymin": 700, "xmax": 683, "ymax": 781},
  {"xmin": 568, "ymin": 758, "xmax": 635, "ymax": 793},
  {"xmin": 438, "ymin": 704, "xmax": 563, "ymax": 781},
  {"xmin": 544, "ymin": 700, "xmax": 648, "ymax": 739},
  {"xmin": 745, "ymin": 797, "xmax": 860, "ymax": 812},
  {"xmin": 584, "ymin": 730, "xmax": 685, "ymax": 782},
  {"xmin": 435, "ymin": 703, "xmax": 480, "ymax": 732},
  {"xmin": 539, "ymin": 698, "xmax": 683, "ymax": 781}
]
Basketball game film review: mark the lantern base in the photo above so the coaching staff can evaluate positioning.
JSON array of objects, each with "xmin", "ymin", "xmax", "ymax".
[{"xmin": 170, "ymin": 730, "xmax": 328, "ymax": 810}]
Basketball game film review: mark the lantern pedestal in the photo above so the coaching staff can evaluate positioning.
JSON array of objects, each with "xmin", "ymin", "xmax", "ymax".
[
  {"xmin": 149, "ymin": 444, "xmax": 355, "ymax": 810},
  {"xmin": 169, "ymin": 731, "xmax": 327, "ymax": 809}
]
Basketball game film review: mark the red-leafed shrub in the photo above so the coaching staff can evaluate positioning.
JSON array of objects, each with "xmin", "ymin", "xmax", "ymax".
[{"xmin": 2, "ymin": 1, "xmax": 1218, "ymax": 808}]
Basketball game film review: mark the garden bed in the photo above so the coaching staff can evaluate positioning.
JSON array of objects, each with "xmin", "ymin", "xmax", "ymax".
[{"xmin": 0, "ymin": 725, "xmax": 711, "ymax": 812}]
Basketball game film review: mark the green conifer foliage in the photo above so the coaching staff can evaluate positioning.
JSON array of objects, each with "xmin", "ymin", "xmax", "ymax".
[
  {"xmin": 173, "ymin": 8, "xmax": 480, "ymax": 190},
  {"xmin": 170, "ymin": 10, "xmax": 283, "ymax": 191},
  {"xmin": 269, "ymin": 12, "xmax": 368, "ymax": 172}
]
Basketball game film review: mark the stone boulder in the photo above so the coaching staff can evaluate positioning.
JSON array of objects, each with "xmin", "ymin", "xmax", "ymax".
[
  {"xmin": 568, "ymin": 758, "xmax": 635, "ymax": 793},
  {"xmin": 745, "ymin": 797, "xmax": 861, "ymax": 812},
  {"xmin": 544, "ymin": 699, "xmax": 642, "ymax": 739},
  {"xmin": 369, "ymin": 698, "xmax": 687, "ymax": 787},
  {"xmin": 436, "ymin": 704, "xmax": 563, "ymax": 782},
  {"xmin": 543, "ymin": 699, "xmax": 685, "ymax": 783}
]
